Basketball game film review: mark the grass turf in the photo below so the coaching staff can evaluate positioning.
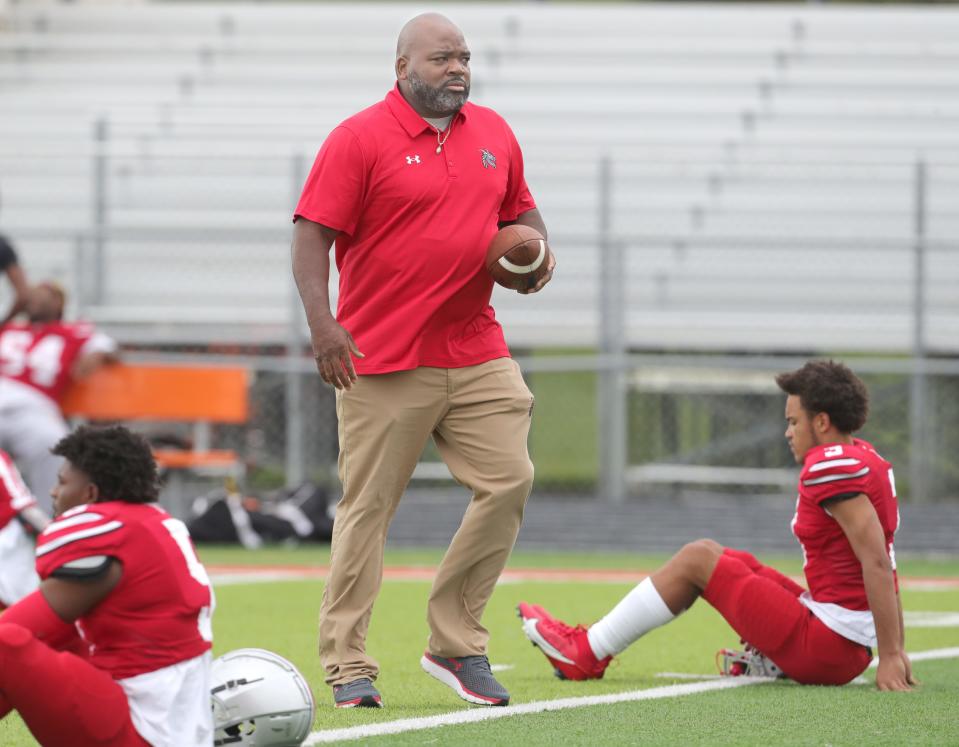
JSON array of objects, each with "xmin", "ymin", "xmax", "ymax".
[
  {"xmin": 1, "ymin": 548, "xmax": 957, "ymax": 746},
  {"xmin": 356, "ymin": 658, "xmax": 959, "ymax": 746}
]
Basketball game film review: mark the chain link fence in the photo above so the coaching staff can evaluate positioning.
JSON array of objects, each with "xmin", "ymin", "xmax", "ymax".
[
  {"xmin": 77, "ymin": 349, "xmax": 954, "ymax": 505},
  {"xmin": 3, "ymin": 2, "xmax": 959, "ymax": 511},
  {"xmin": 4, "ymin": 153, "xmax": 957, "ymax": 505}
]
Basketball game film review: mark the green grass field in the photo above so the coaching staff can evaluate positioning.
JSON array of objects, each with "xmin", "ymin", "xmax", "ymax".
[{"xmin": 2, "ymin": 546, "xmax": 958, "ymax": 745}]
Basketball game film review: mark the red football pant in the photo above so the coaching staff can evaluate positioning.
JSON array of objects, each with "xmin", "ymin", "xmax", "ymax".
[
  {"xmin": 703, "ymin": 549, "xmax": 872, "ymax": 685},
  {"xmin": 0, "ymin": 623, "xmax": 149, "ymax": 746}
]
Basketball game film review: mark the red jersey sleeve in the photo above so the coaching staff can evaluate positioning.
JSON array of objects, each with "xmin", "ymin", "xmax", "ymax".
[
  {"xmin": 497, "ymin": 122, "xmax": 536, "ymax": 224},
  {"xmin": 293, "ymin": 125, "xmax": 368, "ymax": 235},
  {"xmin": 800, "ymin": 444, "xmax": 873, "ymax": 506},
  {"xmin": 34, "ymin": 506, "xmax": 126, "ymax": 579}
]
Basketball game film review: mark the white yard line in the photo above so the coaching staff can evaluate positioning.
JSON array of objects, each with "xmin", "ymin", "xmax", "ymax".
[
  {"xmin": 211, "ymin": 570, "xmax": 311, "ymax": 586},
  {"xmin": 867, "ymin": 645, "xmax": 959, "ymax": 668},
  {"xmin": 303, "ymin": 677, "xmax": 768, "ymax": 744},
  {"xmin": 904, "ymin": 611, "xmax": 959, "ymax": 627},
  {"xmin": 305, "ymin": 647, "xmax": 959, "ymax": 745},
  {"xmin": 207, "ymin": 567, "xmax": 959, "ymax": 591},
  {"xmin": 902, "ymin": 579, "xmax": 959, "ymax": 591}
]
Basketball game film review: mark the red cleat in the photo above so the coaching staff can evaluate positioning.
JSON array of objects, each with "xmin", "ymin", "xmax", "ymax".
[{"xmin": 517, "ymin": 602, "xmax": 611, "ymax": 681}]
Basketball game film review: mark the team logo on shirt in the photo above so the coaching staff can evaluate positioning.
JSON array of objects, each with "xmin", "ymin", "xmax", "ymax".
[
  {"xmin": 405, "ymin": 155, "xmax": 421, "ymax": 165},
  {"xmin": 479, "ymin": 149, "xmax": 497, "ymax": 169}
]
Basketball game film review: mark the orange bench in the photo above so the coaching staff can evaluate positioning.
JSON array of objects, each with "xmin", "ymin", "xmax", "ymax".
[{"xmin": 61, "ymin": 363, "xmax": 250, "ymax": 486}]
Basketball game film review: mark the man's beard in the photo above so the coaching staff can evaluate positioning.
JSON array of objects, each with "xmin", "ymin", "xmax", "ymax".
[{"xmin": 408, "ymin": 70, "xmax": 469, "ymax": 115}]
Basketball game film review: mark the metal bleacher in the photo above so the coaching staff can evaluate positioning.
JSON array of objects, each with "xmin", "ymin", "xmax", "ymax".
[{"xmin": 1, "ymin": 2, "xmax": 958, "ymax": 353}]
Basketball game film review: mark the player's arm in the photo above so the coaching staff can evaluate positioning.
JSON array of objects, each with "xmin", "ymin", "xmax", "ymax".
[
  {"xmin": 70, "ymin": 329, "xmax": 121, "ymax": 380},
  {"xmin": 502, "ymin": 208, "xmax": 554, "ymax": 295},
  {"xmin": 501, "ymin": 208, "xmax": 547, "ymax": 239},
  {"xmin": 71, "ymin": 349, "xmax": 119, "ymax": 380},
  {"xmin": 896, "ymin": 592, "xmax": 917, "ymax": 684},
  {"xmin": 1, "ymin": 261, "xmax": 29, "ymax": 324},
  {"xmin": 292, "ymin": 218, "xmax": 364, "ymax": 389},
  {"xmin": 17, "ymin": 504, "xmax": 50, "ymax": 536},
  {"xmin": 826, "ymin": 494, "xmax": 912, "ymax": 691},
  {"xmin": 42, "ymin": 558, "xmax": 122, "ymax": 620},
  {"xmin": 0, "ymin": 559, "xmax": 120, "ymax": 648},
  {"xmin": 0, "ymin": 451, "xmax": 47, "ymax": 534}
]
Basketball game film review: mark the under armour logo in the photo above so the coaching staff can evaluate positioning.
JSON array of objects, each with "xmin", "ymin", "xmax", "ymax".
[{"xmin": 406, "ymin": 155, "xmax": 421, "ymax": 165}]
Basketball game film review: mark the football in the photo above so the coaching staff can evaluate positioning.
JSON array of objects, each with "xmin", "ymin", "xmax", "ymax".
[{"xmin": 485, "ymin": 224, "xmax": 551, "ymax": 291}]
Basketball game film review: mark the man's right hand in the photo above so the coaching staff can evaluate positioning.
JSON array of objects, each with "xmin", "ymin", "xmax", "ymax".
[
  {"xmin": 875, "ymin": 653, "xmax": 914, "ymax": 692},
  {"xmin": 310, "ymin": 317, "xmax": 364, "ymax": 390},
  {"xmin": 900, "ymin": 651, "xmax": 919, "ymax": 687}
]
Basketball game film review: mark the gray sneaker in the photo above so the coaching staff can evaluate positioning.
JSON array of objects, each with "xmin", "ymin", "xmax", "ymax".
[
  {"xmin": 420, "ymin": 652, "xmax": 509, "ymax": 706},
  {"xmin": 333, "ymin": 678, "xmax": 384, "ymax": 708}
]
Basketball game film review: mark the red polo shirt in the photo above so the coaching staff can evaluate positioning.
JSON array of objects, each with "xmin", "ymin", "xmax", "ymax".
[{"xmin": 294, "ymin": 85, "xmax": 536, "ymax": 375}]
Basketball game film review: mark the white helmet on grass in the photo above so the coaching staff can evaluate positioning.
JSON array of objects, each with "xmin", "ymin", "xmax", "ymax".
[{"xmin": 211, "ymin": 648, "xmax": 316, "ymax": 746}]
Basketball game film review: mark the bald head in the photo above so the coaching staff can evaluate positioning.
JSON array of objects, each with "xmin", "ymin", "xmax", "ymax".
[
  {"xmin": 396, "ymin": 13, "xmax": 463, "ymax": 59},
  {"xmin": 395, "ymin": 13, "xmax": 471, "ymax": 118}
]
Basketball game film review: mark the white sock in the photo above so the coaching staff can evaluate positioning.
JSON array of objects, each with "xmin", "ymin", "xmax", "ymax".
[{"xmin": 587, "ymin": 577, "xmax": 676, "ymax": 659}]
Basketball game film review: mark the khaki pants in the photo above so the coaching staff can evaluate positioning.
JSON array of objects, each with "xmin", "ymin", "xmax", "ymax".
[{"xmin": 319, "ymin": 358, "xmax": 534, "ymax": 685}]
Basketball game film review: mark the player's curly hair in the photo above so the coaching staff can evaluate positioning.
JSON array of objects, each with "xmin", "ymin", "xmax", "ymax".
[
  {"xmin": 775, "ymin": 360, "xmax": 869, "ymax": 434},
  {"xmin": 52, "ymin": 425, "xmax": 159, "ymax": 503}
]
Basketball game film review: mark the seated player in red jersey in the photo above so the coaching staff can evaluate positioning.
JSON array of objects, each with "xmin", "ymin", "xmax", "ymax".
[
  {"xmin": 0, "ymin": 425, "xmax": 214, "ymax": 746},
  {"xmin": 0, "ymin": 282, "xmax": 119, "ymax": 510},
  {"xmin": 519, "ymin": 360, "xmax": 916, "ymax": 692},
  {"xmin": 0, "ymin": 449, "xmax": 48, "ymax": 609}
]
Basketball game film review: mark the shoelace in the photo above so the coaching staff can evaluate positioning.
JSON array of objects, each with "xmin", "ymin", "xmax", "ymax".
[
  {"xmin": 538, "ymin": 620, "xmax": 613, "ymax": 675},
  {"xmin": 540, "ymin": 618, "xmax": 588, "ymax": 641},
  {"xmin": 461, "ymin": 655, "xmax": 492, "ymax": 674}
]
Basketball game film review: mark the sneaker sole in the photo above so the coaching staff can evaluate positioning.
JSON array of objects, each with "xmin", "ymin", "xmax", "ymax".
[
  {"xmin": 335, "ymin": 694, "xmax": 383, "ymax": 709},
  {"xmin": 420, "ymin": 654, "xmax": 509, "ymax": 707}
]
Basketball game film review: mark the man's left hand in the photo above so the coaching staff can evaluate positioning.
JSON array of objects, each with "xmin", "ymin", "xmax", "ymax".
[{"xmin": 519, "ymin": 251, "xmax": 555, "ymax": 295}]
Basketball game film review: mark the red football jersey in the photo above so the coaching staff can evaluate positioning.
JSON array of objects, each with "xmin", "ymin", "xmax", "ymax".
[
  {"xmin": 0, "ymin": 322, "xmax": 113, "ymax": 402},
  {"xmin": 0, "ymin": 449, "xmax": 34, "ymax": 531},
  {"xmin": 791, "ymin": 438, "xmax": 899, "ymax": 611},
  {"xmin": 35, "ymin": 501, "xmax": 213, "ymax": 679}
]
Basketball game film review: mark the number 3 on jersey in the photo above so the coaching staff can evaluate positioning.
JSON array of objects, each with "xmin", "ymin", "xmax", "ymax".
[{"xmin": 163, "ymin": 517, "xmax": 215, "ymax": 642}]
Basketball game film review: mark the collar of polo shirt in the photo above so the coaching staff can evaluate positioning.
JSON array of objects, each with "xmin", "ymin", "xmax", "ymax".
[{"xmin": 386, "ymin": 83, "xmax": 470, "ymax": 139}]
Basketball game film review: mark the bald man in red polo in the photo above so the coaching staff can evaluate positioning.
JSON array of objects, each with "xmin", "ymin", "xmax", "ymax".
[{"xmin": 292, "ymin": 13, "xmax": 554, "ymax": 709}]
